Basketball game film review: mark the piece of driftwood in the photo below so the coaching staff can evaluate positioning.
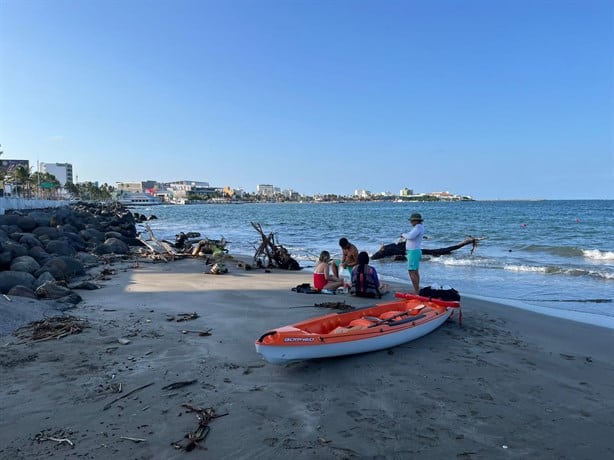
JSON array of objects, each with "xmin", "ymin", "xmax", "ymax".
[
  {"xmin": 162, "ymin": 380, "xmax": 197, "ymax": 391},
  {"xmin": 103, "ymin": 382, "xmax": 155, "ymax": 411},
  {"xmin": 371, "ymin": 236, "xmax": 486, "ymax": 260},
  {"xmin": 35, "ymin": 432, "xmax": 75, "ymax": 447},
  {"xmin": 137, "ymin": 224, "xmax": 183, "ymax": 261},
  {"xmin": 251, "ymin": 222, "xmax": 301, "ymax": 270}
]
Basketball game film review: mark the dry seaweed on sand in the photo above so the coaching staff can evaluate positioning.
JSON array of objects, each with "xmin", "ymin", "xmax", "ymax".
[
  {"xmin": 14, "ymin": 316, "xmax": 89, "ymax": 343},
  {"xmin": 171, "ymin": 404, "xmax": 228, "ymax": 452}
]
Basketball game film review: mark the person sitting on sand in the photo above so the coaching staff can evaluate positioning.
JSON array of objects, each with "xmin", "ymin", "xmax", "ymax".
[
  {"xmin": 313, "ymin": 251, "xmax": 344, "ymax": 292},
  {"xmin": 351, "ymin": 251, "xmax": 390, "ymax": 298},
  {"xmin": 331, "ymin": 237, "xmax": 359, "ymax": 279}
]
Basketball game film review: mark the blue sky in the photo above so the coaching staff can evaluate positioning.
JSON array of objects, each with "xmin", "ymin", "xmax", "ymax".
[{"xmin": 1, "ymin": 0, "xmax": 612, "ymax": 199}]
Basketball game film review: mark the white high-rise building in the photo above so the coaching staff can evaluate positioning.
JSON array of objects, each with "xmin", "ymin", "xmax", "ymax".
[{"xmin": 41, "ymin": 162, "xmax": 73, "ymax": 186}]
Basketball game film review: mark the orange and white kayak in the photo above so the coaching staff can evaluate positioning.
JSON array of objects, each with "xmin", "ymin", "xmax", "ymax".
[{"xmin": 255, "ymin": 293, "xmax": 461, "ymax": 365}]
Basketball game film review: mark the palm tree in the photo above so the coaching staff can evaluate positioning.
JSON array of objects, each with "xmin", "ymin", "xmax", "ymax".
[{"xmin": 14, "ymin": 164, "xmax": 33, "ymax": 198}]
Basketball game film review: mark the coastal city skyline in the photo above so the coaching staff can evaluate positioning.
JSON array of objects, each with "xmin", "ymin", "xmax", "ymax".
[{"xmin": 1, "ymin": 1, "xmax": 612, "ymax": 200}]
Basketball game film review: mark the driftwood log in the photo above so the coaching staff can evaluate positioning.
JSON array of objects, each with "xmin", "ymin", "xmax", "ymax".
[
  {"xmin": 251, "ymin": 222, "xmax": 301, "ymax": 270},
  {"xmin": 371, "ymin": 236, "xmax": 485, "ymax": 260}
]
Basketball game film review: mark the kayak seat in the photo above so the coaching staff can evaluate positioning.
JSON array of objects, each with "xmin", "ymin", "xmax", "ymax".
[
  {"xmin": 379, "ymin": 310, "xmax": 404, "ymax": 320},
  {"xmin": 349, "ymin": 318, "xmax": 375, "ymax": 328}
]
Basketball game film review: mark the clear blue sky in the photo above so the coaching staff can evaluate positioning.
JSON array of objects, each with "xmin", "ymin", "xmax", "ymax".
[{"xmin": 1, "ymin": 0, "xmax": 612, "ymax": 199}]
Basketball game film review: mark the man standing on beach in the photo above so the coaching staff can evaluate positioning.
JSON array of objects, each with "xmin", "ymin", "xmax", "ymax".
[
  {"xmin": 331, "ymin": 237, "xmax": 359, "ymax": 279},
  {"xmin": 401, "ymin": 213, "xmax": 424, "ymax": 294}
]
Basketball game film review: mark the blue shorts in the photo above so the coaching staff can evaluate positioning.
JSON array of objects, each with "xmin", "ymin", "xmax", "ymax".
[{"xmin": 406, "ymin": 249, "xmax": 422, "ymax": 271}]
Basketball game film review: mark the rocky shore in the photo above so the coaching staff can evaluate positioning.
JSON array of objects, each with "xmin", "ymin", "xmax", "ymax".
[{"xmin": 0, "ymin": 202, "xmax": 142, "ymax": 308}]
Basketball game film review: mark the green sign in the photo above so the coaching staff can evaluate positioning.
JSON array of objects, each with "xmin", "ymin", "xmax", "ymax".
[{"xmin": 40, "ymin": 182, "xmax": 56, "ymax": 189}]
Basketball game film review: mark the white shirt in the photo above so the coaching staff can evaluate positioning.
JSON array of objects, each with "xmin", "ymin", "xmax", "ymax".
[{"xmin": 402, "ymin": 223, "xmax": 424, "ymax": 250}]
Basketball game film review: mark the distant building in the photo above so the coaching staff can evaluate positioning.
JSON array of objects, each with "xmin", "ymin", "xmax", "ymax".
[
  {"xmin": 400, "ymin": 187, "xmax": 414, "ymax": 196},
  {"xmin": 256, "ymin": 184, "xmax": 275, "ymax": 197},
  {"xmin": 41, "ymin": 162, "xmax": 73, "ymax": 186},
  {"xmin": 116, "ymin": 182, "xmax": 143, "ymax": 193},
  {"xmin": 354, "ymin": 189, "xmax": 371, "ymax": 199}
]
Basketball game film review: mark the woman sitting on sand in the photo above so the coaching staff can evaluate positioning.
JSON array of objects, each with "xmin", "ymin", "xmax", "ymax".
[{"xmin": 313, "ymin": 251, "xmax": 344, "ymax": 292}]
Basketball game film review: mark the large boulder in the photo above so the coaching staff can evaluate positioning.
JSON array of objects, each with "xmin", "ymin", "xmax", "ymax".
[
  {"xmin": 75, "ymin": 252, "xmax": 99, "ymax": 268},
  {"xmin": 94, "ymin": 237, "xmax": 130, "ymax": 255},
  {"xmin": 7, "ymin": 285, "xmax": 38, "ymax": 299},
  {"xmin": 45, "ymin": 240, "xmax": 77, "ymax": 257},
  {"xmin": 80, "ymin": 228, "xmax": 105, "ymax": 243},
  {"xmin": 33, "ymin": 226, "xmax": 61, "ymax": 240},
  {"xmin": 35, "ymin": 281, "xmax": 72, "ymax": 299},
  {"xmin": 34, "ymin": 256, "xmax": 85, "ymax": 281},
  {"xmin": 59, "ymin": 232, "xmax": 87, "ymax": 251},
  {"xmin": 28, "ymin": 246, "xmax": 52, "ymax": 264},
  {"xmin": 0, "ymin": 271, "xmax": 36, "ymax": 294},
  {"xmin": 34, "ymin": 271, "xmax": 56, "ymax": 290},
  {"xmin": 19, "ymin": 233, "xmax": 42, "ymax": 248},
  {"xmin": 4, "ymin": 241, "xmax": 28, "ymax": 259},
  {"xmin": 0, "ymin": 251, "xmax": 13, "ymax": 270},
  {"xmin": 27, "ymin": 210, "xmax": 52, "ymax": 227},
  {"xmin": 10, "ymin": 255, "xmax": 41, "ymax": 274}
]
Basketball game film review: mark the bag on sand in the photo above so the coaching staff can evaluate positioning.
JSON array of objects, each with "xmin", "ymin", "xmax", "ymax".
[{"xmin": 418, "ymin": 286, "xmax": 460, "ymax": 302}]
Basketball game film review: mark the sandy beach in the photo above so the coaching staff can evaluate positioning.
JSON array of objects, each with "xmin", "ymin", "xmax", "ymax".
[{"xmin": 1, "ymin": 255, "xmax": 613, "ymax": 460}]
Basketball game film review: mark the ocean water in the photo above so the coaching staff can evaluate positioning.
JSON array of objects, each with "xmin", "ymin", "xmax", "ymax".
[{"xmin": 137, "ymin": 200, "xmax": 614, "ymax": 328}]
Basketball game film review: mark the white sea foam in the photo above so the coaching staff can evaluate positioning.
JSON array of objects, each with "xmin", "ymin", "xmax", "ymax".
[
  {"xmin": 504, "ymin": 264, "xmax": 548, "ymax": 273},
  {"xmin": 583, "ymin": 249, "xmax": 614, "ymax": 261}
]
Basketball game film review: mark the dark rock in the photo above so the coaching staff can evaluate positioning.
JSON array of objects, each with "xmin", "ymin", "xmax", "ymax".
[
  {"xmin": 14, "ymin": 216, "xmax": 38, "ymax": 232},
  {"xmin": 27, "ymin": 211, "xmax": 52, "ymax": 227},
  {"xmin": 0, "ymin": 251, "xmax": 13, "ymax": 270},
  {"xmin": 80, "ymin": 228, "xmax": 105, "ymax": 243},
  {"xmin": 4, "ymin": 241, "xmax": 28, "ymax": 259},
  {"xmin": 19, "ymin": 233, "xmax": 42, "ymax": 248},
  {"xmin": 75, "ymin": 252, "xmax": 99, "ymax": 268},
  {"xmin": 0, "ymin": 215, "xmax": 21, "ymax": 226},
  {"xmin": 46, "ymin": 240, "xmax": 77, "ymax": 257},
  {"xmin": 7, "ymin": 285, "xmax": 38, "ymax": 299},
  {"xmin": 10, "ymin": 255, "xmax": 41, "ymax": 274},
  {"xmin": 0, "ymin": 271, "xmax": 36, "ymax": 294},
  {"xmin": 33, "ymin": 226, "xmax": 61, "ymax": 240},
  {"xmin": 35, "ymin": 281, "xmax": 72, "ymax": 299},
  {"xmin": 94, "ymin": 237, "xmax": 129, "ymax": 255},
  {"xmin": 59, "ymin": 232, "xmax": 87, "ymax": 251},
  {"xmin": 28, "ymin": 246, "xmax": 51, "ymax": 264},
  {"xmin": 34, "ymin": 271, "xmax": 56, "ymax": 290},
  {"xmin": 67, "ymin": 281, "xmax": 99, "ymax": 290},
  {"xmin": 34, "ymin": 256, "xmax": 85, "ymax": 280},
  {"xmin": 104, "ymin": 231, "xmax": 123, "ymax": 240}
]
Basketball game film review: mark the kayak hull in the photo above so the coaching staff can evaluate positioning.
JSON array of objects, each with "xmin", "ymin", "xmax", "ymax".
[{"xmin": 255, "ymin": 293, "xmax": 459, "ymax": 365}]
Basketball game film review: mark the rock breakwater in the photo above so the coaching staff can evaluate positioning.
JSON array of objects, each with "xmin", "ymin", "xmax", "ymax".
[{"xmin": 0, "ymin": 202, "xmax": 141, "ymax": 304}]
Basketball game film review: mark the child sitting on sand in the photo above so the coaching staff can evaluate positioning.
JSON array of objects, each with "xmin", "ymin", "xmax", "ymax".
[
  {"xmin": 313, "ymin": 251, "xmax": 344, "ymax": 293},
  {"xmin": 351, "ymin": 251, "xmax": 390, "ymax": 298}
]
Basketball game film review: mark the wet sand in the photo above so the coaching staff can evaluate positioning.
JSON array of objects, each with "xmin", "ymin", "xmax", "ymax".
[{"xmin": 1, "ymin": 256, "xmax": 613, "ymax": 459}]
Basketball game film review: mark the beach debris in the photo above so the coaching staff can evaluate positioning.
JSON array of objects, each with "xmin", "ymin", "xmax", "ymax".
[
  {"xmin": 251, "ymin": 222, "xmax": 301, "ymax": 270},
  {"xmin": 3, "ymin": 294, "xmax": 12, "ymax": 302},
  {"xmin": 180, "ymin": 329, "xmax": 212, "ymax": 336},
  {"xmin": 34, "ymin": 431, "xmax": 75, "ymax": 448},
  {"xmin": 209, "ymin": 263, "xmax": 228, "ymax": 274},
  {"xmin": 166, "ymin": 312, "xmax": 200, "ymax": 322},
  {"xmin": 14, "ymin": 316, "xmax": 89, "ymax": 343},
  {"xmin": 103, "ymin": 381, "xmax": 155, "ymax": 411},
  {"xmin": 120, "ymin": 436, "xmax": 146, "ymax": 443},
  {"xmin": 171, "ymin": 404, "xmax": 228, "ymax": 452},
  {"xmin": 290, "ymin": 301, "xmax": 354, "ymax": 311},
  {"xmin": 118, "ymin": 337, "xmax": 131, "ymax": 345},
  {"xmin": 371, "ymin": 235, "xmax": 487, "ymax": 260},
  {"xmin": 162, "ymin": 380, "xmax": 198, "ymax": 391}
]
